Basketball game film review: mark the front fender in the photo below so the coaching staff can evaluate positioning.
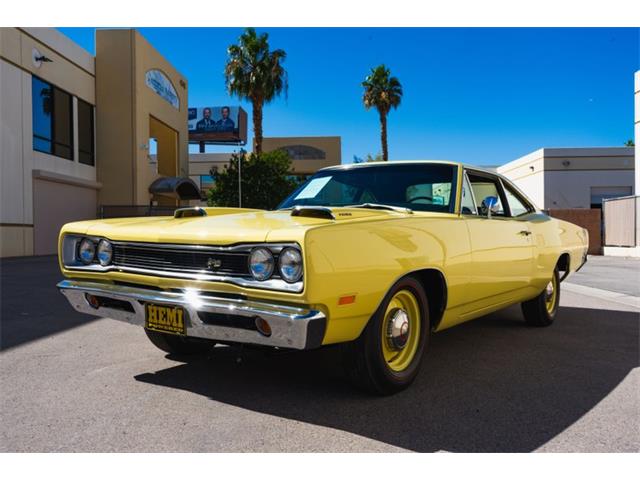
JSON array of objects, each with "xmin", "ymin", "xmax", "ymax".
[{"xmin": 302, "ymin": 216, "xmax": 471, "ymax": 344}]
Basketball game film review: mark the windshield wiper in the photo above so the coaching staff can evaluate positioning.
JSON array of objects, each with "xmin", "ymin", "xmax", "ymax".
[{"xmin": 346, "ymin": 203, "xmax": 413, "ymax": 214}]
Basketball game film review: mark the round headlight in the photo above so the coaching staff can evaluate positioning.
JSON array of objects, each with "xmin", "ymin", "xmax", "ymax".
[
  {"xmin": 249, "ymin": 247, "xmax": 275, "ymax": 281},
  {"xmin": 97, "ymin": 239, "xmax": 113, "ymax": 266},
  {"xmin": 278, "ymin": 248, "xmax": 303, "ymax": 283},
  {"xmin": 78, "ymin": 238, "xmax": 95, "ymax": 264}
]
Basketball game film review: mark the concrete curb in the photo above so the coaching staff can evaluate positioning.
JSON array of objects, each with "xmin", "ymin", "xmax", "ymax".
[{"xmin": 563, "ymin": 282, "xmax": 640, "ymax": 309}]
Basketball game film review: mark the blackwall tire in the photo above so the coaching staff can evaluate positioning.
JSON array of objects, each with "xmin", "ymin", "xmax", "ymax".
[
  {"xmin": 521, "ymin": 267, "xmax": 560, "ymax": 327},
  {"xmin": 343, "ymin": 276, "xmax": 430, "ymax": 395}
]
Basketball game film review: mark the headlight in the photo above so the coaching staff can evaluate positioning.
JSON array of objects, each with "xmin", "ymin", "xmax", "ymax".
[
  {"xmin": 278, "ymin": 248, "xmax": 303, "ymax": 283},
  {"xmin": 78, "ymin": 238, "xmax": 95, "ymax": 264},
  {"xmin": 97, "ymin": 239, "xmax": 113, "ymax": 266},
  {"xmin": 249, "ymin": 247, "xmax": 274, "ymax": 281}
]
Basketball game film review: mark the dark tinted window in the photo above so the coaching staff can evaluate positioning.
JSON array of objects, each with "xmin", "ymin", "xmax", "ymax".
[
  {"xmin": 32, "ymin": 76, "xmax": 73, "ymax": 160},
  {"xmin": 77, "ymin": 99, "xmax": 94, "ymax": 165},
  {"xmin": 32, "ymin": 76, "xmax": 53, "ymax": 153},
  {"xmin": 279, "ymin": 163, "xmax": 458, "ymax": 213}
]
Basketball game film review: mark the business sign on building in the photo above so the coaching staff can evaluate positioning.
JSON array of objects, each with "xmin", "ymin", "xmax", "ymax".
[
  {"xmin": 188, "ymin": 106, "xmax": 247, "ymax": 145},
  {"xmin": 145, "ymin": 69, "xmax": 179, "ymax": 109}
]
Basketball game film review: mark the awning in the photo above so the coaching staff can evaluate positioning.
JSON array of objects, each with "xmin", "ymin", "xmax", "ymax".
[{"xmin": 148, "ymin": 176, "xmax": 201, "ymax": 200}]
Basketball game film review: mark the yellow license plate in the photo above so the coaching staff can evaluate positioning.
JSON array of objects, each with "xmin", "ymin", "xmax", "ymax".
[{"xmin": 145, "ymin": 303, "xmax": 187, "ymax": 335}]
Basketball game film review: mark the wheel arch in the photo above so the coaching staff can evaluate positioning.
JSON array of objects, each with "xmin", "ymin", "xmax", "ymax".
[
  {"xmin": 557, "ymin": 252, "xmax": 571, "ymax": 282},
  {"xmin": 361, "ymin": 267, "xmax": 448, "ymax": 338},
  {"xmin": 411, "ymin": 268, "xmax": 448, "ymax": 330}
]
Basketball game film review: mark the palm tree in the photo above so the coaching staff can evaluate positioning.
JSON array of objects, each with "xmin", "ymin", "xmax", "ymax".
[
  {"xmin": 224, "ymin": 28, "xmax": 288, "ymax": 155},
  {"xmin": 362, "ymin": 65, "xmax": 403, "ymax": 161}
]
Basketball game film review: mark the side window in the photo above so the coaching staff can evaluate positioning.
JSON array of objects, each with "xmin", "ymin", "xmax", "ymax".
[
  {"xmin": 503, "ymin": 181, "xmax": 532, "ymax": 217},
  {"xmin": 77, "ymin": 99, "xmax": 95, "ymax": 166},
  {"xmin": 467, "ymin": 173, "xmax": 506, "ymax": 217},
  {"xmin": 461, "ymin": 173, "xmax": 477, "ymax": 215},
  {"xmin": 31, "ymin": 76, "xmax": 74, "ymax": 160}
]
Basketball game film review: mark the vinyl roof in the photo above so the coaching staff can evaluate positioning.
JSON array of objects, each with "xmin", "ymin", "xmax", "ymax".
[{"xmin": 320, "ymin": 160, "xmax": 497, "ymax": 175}]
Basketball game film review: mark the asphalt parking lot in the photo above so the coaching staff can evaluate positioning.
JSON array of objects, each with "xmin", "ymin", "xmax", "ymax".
[{"xmin": 1, "ymin": 255, "xmax": 638, "ymax": 452}]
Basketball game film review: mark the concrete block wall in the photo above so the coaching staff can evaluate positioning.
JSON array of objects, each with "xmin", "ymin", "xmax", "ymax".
[{"xmin": 548, "ymin": 208, "xmax": 602, "ymax": 255}]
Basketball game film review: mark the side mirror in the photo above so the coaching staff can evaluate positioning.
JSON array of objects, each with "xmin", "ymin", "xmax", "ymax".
[{"xmin": 481, "ymin": 196, "xmax": 499, "ymax": 218}]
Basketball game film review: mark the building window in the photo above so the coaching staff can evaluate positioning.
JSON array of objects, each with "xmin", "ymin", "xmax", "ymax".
[
  {"xmin": 279, "ymin": 145, "xmax": 326, "ymax": 160},
  {"xmin": 32, "ymin": 76, "xmax": 73, "ymax": 160},
  {"xmin": 590, "ymin": 186, "xmax": 633, "ymax": 209},
  {"xmin": 77, "ymin": 99, "xmax": 95, "ymax": 166}
]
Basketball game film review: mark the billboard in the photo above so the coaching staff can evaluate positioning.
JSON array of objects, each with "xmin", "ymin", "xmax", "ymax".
[{"xmin": 188, "ymin": 106, "xmax": 247, "ymax": 145}]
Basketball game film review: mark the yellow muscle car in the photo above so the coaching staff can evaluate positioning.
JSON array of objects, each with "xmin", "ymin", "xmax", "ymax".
[{"xmin": 57, "ymin": 161, "xmax": 588, "ymax": 394}]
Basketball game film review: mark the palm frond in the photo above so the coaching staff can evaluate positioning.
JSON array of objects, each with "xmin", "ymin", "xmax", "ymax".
[
  {"xmin": 361, "ymin": 64, "xmax": 403, "ymax": 114},
  {"xmin": 224, "ymin": 27, "xmax": 288, "ymax": 104}
]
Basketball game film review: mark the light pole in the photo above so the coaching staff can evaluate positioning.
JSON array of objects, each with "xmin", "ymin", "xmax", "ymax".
[{"xmin": 238, "ymin": 148, "xmax": 246, "ymax": 208}]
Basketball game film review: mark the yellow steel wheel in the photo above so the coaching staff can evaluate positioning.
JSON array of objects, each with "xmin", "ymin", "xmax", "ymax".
[
  {"xmin": 380, "ymin": 289, "xmax": 421, "ymax": 372},
  {"xmin": 544, "ymin": 273, "xmax": 558, "ymax": 314}
]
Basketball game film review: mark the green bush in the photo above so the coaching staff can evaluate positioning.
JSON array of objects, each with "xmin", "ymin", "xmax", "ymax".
[{"xmin": 207, "ymin": 150, "xmax": 301, "ymax": 210}]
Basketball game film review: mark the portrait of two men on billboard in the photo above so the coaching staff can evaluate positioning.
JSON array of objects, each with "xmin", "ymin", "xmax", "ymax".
[{"xmin": 190, "ymin": 106, "xmax": 236, "ymax": 133}]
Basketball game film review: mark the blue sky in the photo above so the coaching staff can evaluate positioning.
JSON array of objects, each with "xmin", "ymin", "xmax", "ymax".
[{"xmin": 59, "ymin": 27, "xmax": 639, "ymax": 166}]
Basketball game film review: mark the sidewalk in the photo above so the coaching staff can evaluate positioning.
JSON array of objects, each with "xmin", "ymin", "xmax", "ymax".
[{"xmin": 566, "ymin": 255, "xmax": 640, "ymax": 298}]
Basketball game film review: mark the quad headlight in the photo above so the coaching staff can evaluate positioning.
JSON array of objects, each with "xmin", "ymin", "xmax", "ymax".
[
  {"xmin": 97, "ymin": 239, "xmax": 113, "ymax": 266},
  {"xmin": 73, "ymin": 237, "xmax": 112, "ymax": 266},
  {"xmin": 278, "ymin": 247, "xmax": 303, "ymax": 283},
  {"xmin": 249, "ymin": 247, "xmax": 275, "ymax": 281},
  {"xmin": 78, "ymin": 238, "xmax": 96, "ymax": 264}
]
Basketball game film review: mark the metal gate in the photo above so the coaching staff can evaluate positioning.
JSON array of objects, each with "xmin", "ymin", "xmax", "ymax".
[{"xmin": 603, "ymin": 196, "xmax": 639, "ymax": 247}]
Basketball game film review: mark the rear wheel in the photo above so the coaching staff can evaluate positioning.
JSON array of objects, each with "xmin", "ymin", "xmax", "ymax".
[
  {"xmin": 343, "ymin": 276, "xmax": 429, "ymax": 395},
  {"xmin": 144, "ymin": 329, "xmax": 215, "ymax": 355},
  {"xmin": 521, "ymin": 267, "xmax": 560, "ymax": 327}
]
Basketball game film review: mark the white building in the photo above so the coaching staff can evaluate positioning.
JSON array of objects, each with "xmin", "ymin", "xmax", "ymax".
[
  {"xmin": 497, "ymin": 147, "xmax": 635, "ymax": 210},
  {"xmin": 636, "ymin": 71, "xmax": 639, "ymax": 194}
]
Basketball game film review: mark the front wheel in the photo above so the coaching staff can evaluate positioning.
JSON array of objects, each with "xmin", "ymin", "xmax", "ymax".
[
  {"xmin": 521, "ymin": 267, "xmax": 560, "ymax": 327},
  {"xmin": 144, "ymin": 329, "xmax": 215, "ymax": 355},
  {"xmin": 343, "ymin": 276, "xmax": 429, "ymax": 395}
]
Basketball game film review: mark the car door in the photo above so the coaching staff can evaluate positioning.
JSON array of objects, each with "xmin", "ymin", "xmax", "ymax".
[{"xmin": 461, "ymin": 169, "xmax": 535, "ymax": 314}]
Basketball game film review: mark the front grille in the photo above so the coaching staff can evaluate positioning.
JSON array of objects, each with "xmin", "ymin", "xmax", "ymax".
[{"xmin": 112, "ymin": 244, "xmax": 251, "ymax": 277}]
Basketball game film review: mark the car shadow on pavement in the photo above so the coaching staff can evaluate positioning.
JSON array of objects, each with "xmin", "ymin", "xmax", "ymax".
[
  {"xmin": 135, "ymin": 304, "xmax": 639, "ymax": 452},
  {"xmin": 0, "ymin": 256, "xmax": 97, "ymax": 350}
]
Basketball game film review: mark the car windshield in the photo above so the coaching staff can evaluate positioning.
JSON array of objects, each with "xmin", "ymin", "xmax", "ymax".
[{"xmin": 278, "ymin": 163, "xmax": 458, "ymax": 213}]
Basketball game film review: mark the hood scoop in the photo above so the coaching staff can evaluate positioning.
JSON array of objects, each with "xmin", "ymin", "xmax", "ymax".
[
  {"xmin": 290, "ymin": 206, "xmax": 335, "ymax": 220},
  {"xmin": 174, "ymin": 206, "xmax": 208, "ymax": 218}
]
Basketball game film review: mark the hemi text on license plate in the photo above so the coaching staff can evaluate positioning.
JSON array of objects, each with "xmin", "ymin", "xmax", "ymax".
[{"xmin": 145, "ymin": 304, "xmax": 186, "ymax": 335}]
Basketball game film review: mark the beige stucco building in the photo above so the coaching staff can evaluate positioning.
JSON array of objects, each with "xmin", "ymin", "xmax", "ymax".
[
  {"xmin": 188, "ymin": 136, "xmax": 340, "ymax": 193},
  {"xmin": 95, "ymin": 29, "xmax": 190, "ymax": 207},
  {"xmin": 2, "ymin": 28, "xmax": 98, "ymax": 257},
  {"xmin": 1, "ymin": 28, "xmax": 342, "ymax": 257},
  {"xmin": 1, "ymin": 28, "xmax": 193, "ymax": 257}
]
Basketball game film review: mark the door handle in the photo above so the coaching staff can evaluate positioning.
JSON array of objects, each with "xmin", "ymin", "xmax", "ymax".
[{"xmin": 518, "ymin": 230, "xmax": 532, "ymax": 236}]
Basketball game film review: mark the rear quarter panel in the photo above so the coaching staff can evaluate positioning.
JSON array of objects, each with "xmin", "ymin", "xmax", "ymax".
[{"xmin": 528, "ymin": 213, "xmax": 588, "ymax": 290}]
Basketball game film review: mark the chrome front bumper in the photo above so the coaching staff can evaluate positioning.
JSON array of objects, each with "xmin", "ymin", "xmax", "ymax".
[{"xmin": 57, "ymin": 280, "xmax": 326, "ymax": 349}]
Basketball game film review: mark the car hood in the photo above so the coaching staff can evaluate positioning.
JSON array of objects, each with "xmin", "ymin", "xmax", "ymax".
[{"xmin": 66, "ymin": 207, "xmax": 412, "ymax": 245}]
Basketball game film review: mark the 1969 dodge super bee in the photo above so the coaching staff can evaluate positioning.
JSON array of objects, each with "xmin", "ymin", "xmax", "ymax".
[{"xmin": 58, "ymin": 161, "xmax": 588, "ymax": 394}]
